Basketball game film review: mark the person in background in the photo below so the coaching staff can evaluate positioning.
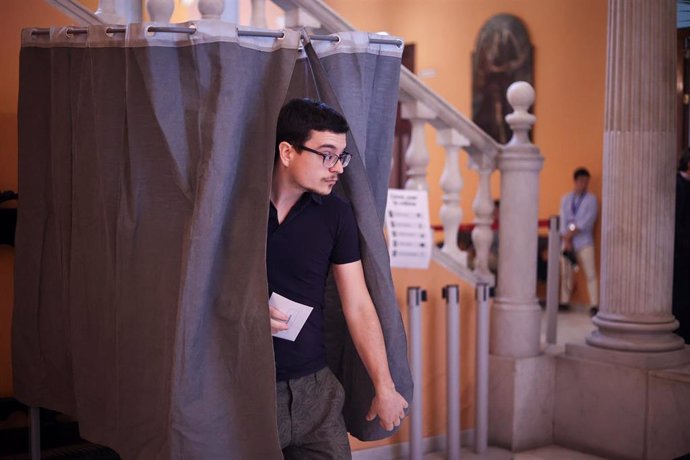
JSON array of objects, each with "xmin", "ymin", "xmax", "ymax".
[
  {"xmin": 559, "ymin": 167, "xmax": 599, "ymax": 316},
  {"xmin": 673, "ymin": 151, "xmax": 690, "ymax": 343}
]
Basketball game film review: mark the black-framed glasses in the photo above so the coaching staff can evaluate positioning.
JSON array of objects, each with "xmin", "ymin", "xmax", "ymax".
[{"xmin": 296, "ymin": 144, "xmax": 352, "ymax": 168}]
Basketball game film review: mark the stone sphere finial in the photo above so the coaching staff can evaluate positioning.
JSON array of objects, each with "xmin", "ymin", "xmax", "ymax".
[
  {"xmin": 506, "ymin": 81, "xmax": 535, "ymax": 112},
  {"xmin": 504, "ymin": 81, "xmax": 536, "ymax": 146}
]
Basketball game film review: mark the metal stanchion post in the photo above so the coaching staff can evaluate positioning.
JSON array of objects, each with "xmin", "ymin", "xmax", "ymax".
[
  {"xmin": 474, "ymin": 284, "xmax": 490, "ymax": 454},
  {"xmin": 443, "ymin": 285, "xmax": 461, "ymax": 460},
  {"xmin": 545, "ymin": 215, "xmax": 560, "ymax": 346},
  {"xmin": 29, "ymin": 406, "xmax": 40, "ymax": 460},
  {"xmin": 408, "ymin": 286, "xmax": 426, "ymax": 460}
]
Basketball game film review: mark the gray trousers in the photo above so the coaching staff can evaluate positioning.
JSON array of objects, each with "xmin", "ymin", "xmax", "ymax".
[{"xmin": 276, "ymin": 367, "xmax": 352, "ymax": 460}]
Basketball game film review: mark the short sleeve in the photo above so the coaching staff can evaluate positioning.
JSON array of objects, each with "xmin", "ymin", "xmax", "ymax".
[{"xmin": 330, "ymin": 200, "xmax": 361, "ymax": 265}]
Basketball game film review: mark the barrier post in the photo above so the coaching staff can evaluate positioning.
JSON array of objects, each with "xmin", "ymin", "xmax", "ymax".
[
  {"xmin": 545, "ymin": 215, "xmax": 560, "ymax": 346},
  {"xmin": 474, "ymin": 284, "xmax": 490, "ymax": 453},
  {"xmin": 408, "ymin": 286, "xmax": 426, "ymax": 460},
  {"xmin": 444, "ymin": 285, "xmax": 461, "ymax": 460}
]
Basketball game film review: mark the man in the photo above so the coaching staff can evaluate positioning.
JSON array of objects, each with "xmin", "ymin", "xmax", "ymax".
[
  {"xmin": 673, "ymin": 151, "xmax": 690, "ymax": 343},
  {"xmin": 559, "ymin": 167, "xmax": 599, "ymax": 316},
  {"xmin": 267, "ymin": 98, "xmax": 408, "ymax": 459}
]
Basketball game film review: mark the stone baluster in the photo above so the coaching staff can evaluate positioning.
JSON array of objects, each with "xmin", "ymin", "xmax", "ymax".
[
  {"xmin": 199, "ymin": 0, "xmax": 225, "ymax": 19},
  {"xmin": 401, "ymin": 100, "xmax": 435, "ymax": 191},
  {"xmin": 284, "ymin": 8, "xmax": 322, "ymax": 29},
  {"xmin": 491, "ymin": 82, "xmax": 544, "ymax": 359},
  {"xmin": 470, "ymin": 160, "xmax": 495, "ymax": 279},
  {"xmin": 94, "ymin": 0, "xmax": 121, "ymax": 23},
  {"xmin": 251, "ymin": 0, "xmax": 267, "ymax": 28},
  {"xmin": 437, "ymin": 128, "xmax": 470, "ymax": 264},
  {"xmin": 147, "ymin": 0, "xmax": 174, "ymax": 23}
]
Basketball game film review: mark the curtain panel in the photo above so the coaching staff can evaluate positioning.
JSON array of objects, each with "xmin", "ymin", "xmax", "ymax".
[{"xmin": 14, "ymin": 22, "xmax": 408, "ymax": 459}]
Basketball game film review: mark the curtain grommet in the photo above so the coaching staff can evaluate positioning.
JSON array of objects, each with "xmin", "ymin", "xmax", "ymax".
[
  {"xmin": 146, "ymin": 26, "xmax": 156, "ymax": 37},
  {"xmin": 105, "ymin": 27, "xmax": 115, "ymax": 38}
]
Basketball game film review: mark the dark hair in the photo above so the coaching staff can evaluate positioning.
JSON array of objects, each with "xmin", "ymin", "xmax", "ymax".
[
  {"xmin": 275, "ymin": 98, "xmax": 349, "ymax": 162},
  {"xmin": 573, "ymin": 167, "xmax": 591, "ymax": 180},
  {"xmin": 680, "ymin": 150, "xmax": 690, "ymax": 172}
]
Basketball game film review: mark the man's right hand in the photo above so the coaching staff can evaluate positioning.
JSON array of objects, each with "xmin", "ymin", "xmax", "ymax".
[{"xmin": 269, "ymin": 306, "xmax": 290, "ymax": 334}]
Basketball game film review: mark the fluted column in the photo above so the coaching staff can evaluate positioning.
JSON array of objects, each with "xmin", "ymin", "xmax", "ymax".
[
  {"xmin": 587, "ymin": 0, "xmax": 683, "ymax": 352},
  {"xmin": 491, "ymin": 82, "xmax": 544, "ymax": 358}
]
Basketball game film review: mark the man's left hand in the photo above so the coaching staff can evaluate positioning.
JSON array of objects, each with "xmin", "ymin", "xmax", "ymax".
[{"xmin": 365, "ymin": 388, "xmax": 409, "ymax": 431}]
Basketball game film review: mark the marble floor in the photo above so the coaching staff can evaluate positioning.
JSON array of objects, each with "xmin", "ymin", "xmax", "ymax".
[{"xmin": 540, "ymin": 303, "xmax": 595, "ymax": 350}]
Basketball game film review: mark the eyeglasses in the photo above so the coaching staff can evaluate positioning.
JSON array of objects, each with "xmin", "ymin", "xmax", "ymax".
[{"xmin": 295, "ymin": 144, "xmax": 352, "ymax": 168}]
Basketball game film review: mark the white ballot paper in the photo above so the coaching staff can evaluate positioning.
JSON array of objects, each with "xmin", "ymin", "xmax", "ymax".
[
  {"xmin": 384, "ymin": 189, "xmax": 432, "ymax": 269},
  {"xmin": 269, "ymin": 292, "xmax": 314, "ymax": 342}
]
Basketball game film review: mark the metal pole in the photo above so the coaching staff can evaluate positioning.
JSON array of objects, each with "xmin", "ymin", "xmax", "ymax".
[
  {"xmin": 474, "ymin": 284, "xmax": 490, "ymax": 454},
  {"xmin": 545, "ymin": 215, "xmax": 561, "ymax": 346},
  {"xmin": 29, "ymin": 406, "xmax": 40, "ymax": 460},
  {"xmin": 444, "ymin": 285, "xmax": 461, "ymax": 460},
  {"xmin": 408, "ymin": 286, "xmax": 425, "ymax": 460}
]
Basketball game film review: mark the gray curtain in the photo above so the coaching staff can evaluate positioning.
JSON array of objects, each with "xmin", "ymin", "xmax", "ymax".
[
  {"xmin": 286, "ymin": 33, "xmax": 413, "ymax": 441},
  {"xmin": 13, "ymin": 23, "xmax": 408, "ymax": 458}
]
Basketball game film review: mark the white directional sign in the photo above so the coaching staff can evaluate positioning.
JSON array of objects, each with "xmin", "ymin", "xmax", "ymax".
[{"xmin": 384, "ymin": 189, "xmax": 432, "ymax": 269}]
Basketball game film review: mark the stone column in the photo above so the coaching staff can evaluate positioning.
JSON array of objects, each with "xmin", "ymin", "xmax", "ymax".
[
  {"xmin": 488, "ymin": 83, "xmax": 554, "ymax": 452},
  {"xmin": 586, "ymin": 0, "xmax": 684, "ymax": 352},
  {"xmin": 491, "ymin": 82, "xmax": 544, "ymax": 358}
]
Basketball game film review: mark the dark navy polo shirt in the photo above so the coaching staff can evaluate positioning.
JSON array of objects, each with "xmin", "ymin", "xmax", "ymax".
[{"xmin": 268, "ymin": 192, "xmax": 361, "ymax": 381}]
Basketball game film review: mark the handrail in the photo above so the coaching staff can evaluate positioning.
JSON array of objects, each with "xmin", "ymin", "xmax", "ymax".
[{"xmin": 44, "ymin": 0, "xmax": 103, "ymax": 25}]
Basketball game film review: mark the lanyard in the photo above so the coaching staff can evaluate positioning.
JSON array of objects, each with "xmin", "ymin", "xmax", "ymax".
[{"xmin": 571, "ymin": 193, "xmax": 585, "ymax": 217}]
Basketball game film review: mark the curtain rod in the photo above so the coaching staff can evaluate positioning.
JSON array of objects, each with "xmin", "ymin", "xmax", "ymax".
[{"xmin": 29, "ymin": 26, "xmax": 403, "ymax": 47}]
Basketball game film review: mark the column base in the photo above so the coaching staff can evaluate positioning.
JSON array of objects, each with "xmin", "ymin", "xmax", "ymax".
[
  {"xmin": 555, "ymin": 342, "xmax": 690, "ymax": 459},
  {"xmin": 490, "ymin": 299, "xmax": 542, "ymax": 358},
  {"xmin": 586, "ymin": 313, "xmax": 684, "ymax": 352},
  {"xmin": 488, "ymin": 353, "xmax": 555, "ymax": 451}
]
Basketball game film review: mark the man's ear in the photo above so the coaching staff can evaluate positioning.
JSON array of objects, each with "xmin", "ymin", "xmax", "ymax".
[{"xmin": 278, "ymin": 141, "xmax": 293, "ymax": 167}]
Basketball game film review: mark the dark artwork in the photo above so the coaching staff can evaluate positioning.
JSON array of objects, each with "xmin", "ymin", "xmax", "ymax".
[{"xmin": 472, "ymin": 14, "xmax": 534, "ymax": 144}]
